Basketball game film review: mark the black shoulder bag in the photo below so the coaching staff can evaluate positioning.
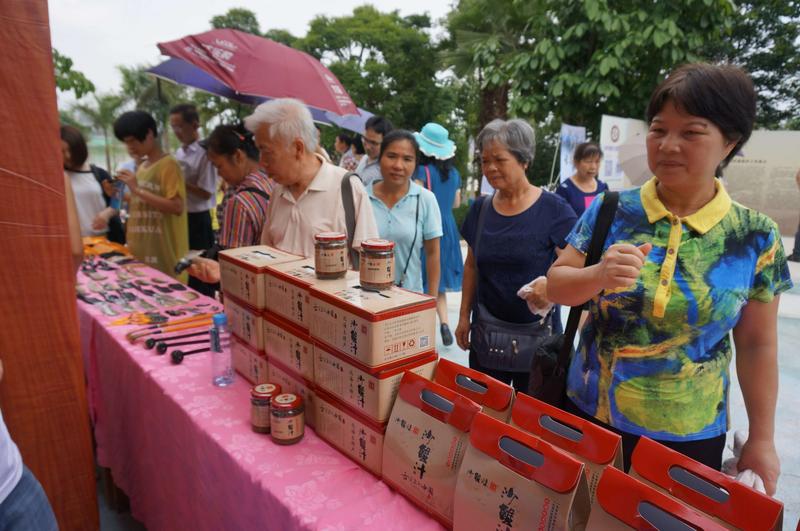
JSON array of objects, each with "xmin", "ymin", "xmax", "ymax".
[
  {"xmin": 89, "ymin": 164, "xmax": 126, "ymax": 245},
  {"xmin": 528, "ymin": 191, "xmax": 619, "ymax": 406},
  {"xmin": 341, "ymin": 171, "xmax": 360, "ymax": 269}
]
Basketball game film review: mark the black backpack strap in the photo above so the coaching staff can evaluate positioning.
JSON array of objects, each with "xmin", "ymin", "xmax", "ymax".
[
  {"xmin": 470, "ymin": 194, "xmax": 493, "ymax": 305},
  {"xmin": 237, "ymin": 187, "xmax": 270, "ymax": 201},
  {"xmin": 558, "ymin": 191, "xmax": 619, "ymax": 368},
  {"xmin": 341, "ymin": 172, "xmax": 359, "ymax": 268},
  {"xmin": 89, "ymin": 164, "xmax": 112, "ymax": 205}
]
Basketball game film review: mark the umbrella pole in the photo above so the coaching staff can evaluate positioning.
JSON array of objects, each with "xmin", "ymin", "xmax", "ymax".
[
  {"xmin": 156, "ymin": 78, "xmax": 170, "ymax": 152},
  {"xmin": 548, "ymin": 136, "xmax": 562, "ymax": 191}
]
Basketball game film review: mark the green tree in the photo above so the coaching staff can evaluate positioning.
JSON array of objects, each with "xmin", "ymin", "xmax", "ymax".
[
  {"xmin": 703, "ymin": 0, "xmax": 800, "ymax": 129},
  {"xmin": 299, "ymin": 6, "xmax": 448, "ymax": 130},
  {"xmin": 58, "ymin": 109, "xmax": 90, "ymax": 136},
  {"xmin": 210, "ymin": 7, "xmax": 261, "ymax": 35},
  {"xmin": 53, "ymin": 48, "xmax": 95, "ymax": 98},
  {"xmin": 441, "ymin": 0, "xmax": 533, "ymax": 132},
  {"xmin": 264, "ymin": 29, "xmax": 298, "ymax": 47},
  {"xmin": 508, "ymin": 0, "xmax": 735, "ymax": 133},
  {"xmin": 72, "ymin": 93, "xmax": 125, "ymax": 170},
  {"xmin": 444, "ymin": 0, "xmax": 740, "ymax": 184},
  {"xmin": 190, "ymin": 92, "xmax": 253, "ymax": 131},
  {"xmin": 119, "ymin": 65, "xmax": 187, "ymax": 149}
]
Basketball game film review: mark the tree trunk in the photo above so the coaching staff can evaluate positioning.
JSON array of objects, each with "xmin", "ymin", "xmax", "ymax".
[
  {"xmin": 103, "ymin": 128, "xmax": 111, "ymax": 171},
  {"xmin": 478, "ymin": 83, "xmax": 509, "ymax": 133},
  {"xmin": 473, "ymin": 83, "xmax": 510, "ymax": 184},
  {"xmin": 162, "ymin": 112, "xmax": 170, "ymax": 152}
]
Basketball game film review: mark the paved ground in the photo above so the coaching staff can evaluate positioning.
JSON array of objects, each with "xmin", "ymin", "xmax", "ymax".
[
  {"xmin": 102, "ymin": 239, "xmax": 800, "ymax": 529},
  {"xmin": 436, "ymin": 238, "xmax": 800, "ymax": 528}
]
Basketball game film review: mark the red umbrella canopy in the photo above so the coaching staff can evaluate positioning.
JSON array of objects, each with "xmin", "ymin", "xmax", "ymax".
[{"xmin": 157, "ymin": 28, "xmax": 357, "ymax": 116}]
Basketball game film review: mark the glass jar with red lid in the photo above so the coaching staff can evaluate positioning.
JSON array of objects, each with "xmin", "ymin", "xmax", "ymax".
[
  {"xmin": 359, "ymin": 238, "xmax": 395, "ymax": 290},
  {"xmin": 270, "ymin": 393, "xmax": 305, "ymax": 445},
  {"xmin": 314, "ymin": 232, "xmax": 348, "ymax": 279},
  {"xmin": 251, "ymin": 383, "xmax": 281, "ymax": 434}
]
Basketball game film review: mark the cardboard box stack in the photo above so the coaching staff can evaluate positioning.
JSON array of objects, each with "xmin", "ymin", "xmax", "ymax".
[
  {"xmin": 248, "ymin": 258, "xmax": 323, "ymax": 430},
  {"xmin": 382, "ymin": 371, "xmax": 481, "ymax": 528},
  {"xmin": 219, "ymin": 245, "xmax": 302, "ymax": 310},
  {"xmin": 314, "ymin": 342, "xmax": 437, "ymax": 424},
  {"xmin": 307, "ymin": 276, "xmax": 439, "ymax": 475},
  {"xmin": 219, "ymin": 245, "xmax": 302, "ymax": 384},
  {"xmin": 453, "ymin": 412, "xmax": 591, "ymax": 531},
  {"xmin": 267, "ymin": 355, "xmax": 317, "ymax": 429},
  {"xmin": 263, "ymin": 258, "xmax": 318, "ymax": 330},
  {"xmin": 224, "ymin": 293, "xmax": 265, "ymax": 351},
  {"xmin": 220, "ymin": 246, "xmax": 304, "ymax": 365},
  {"xmin": 629, "ymin": 437, "xmax": 784, "ymax": 530},
  {"xmin": 314, "ymin": 388, "xmax": 387, "ymax": 476},
  {"xmin": 308, "ymin": 276, "xmax": 437, "ymax": 367},
  {"xmin": 263, "ymin": 312, "xmax": 314, "ymax": 382},
  {"xmin": 510, "ymin": 393, "xmax": 622, "ymax": 505},
  {"xmin": 231, "ymin": 334, "xmax": 269, "ymax": 385}
]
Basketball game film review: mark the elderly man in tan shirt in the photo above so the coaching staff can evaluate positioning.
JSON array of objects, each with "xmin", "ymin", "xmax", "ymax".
[
  {"xmin": 188, "ymin": 98, "xmax": 378, "ymax": 283},
  {"xmin": 250, "ymin": 99, "xmax": 377, "ymax": 256}
]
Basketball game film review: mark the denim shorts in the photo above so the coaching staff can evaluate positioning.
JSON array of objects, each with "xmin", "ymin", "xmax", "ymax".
[{"xmin": 0, "ymin": 466, "xmax": 58, "ymax": 531}]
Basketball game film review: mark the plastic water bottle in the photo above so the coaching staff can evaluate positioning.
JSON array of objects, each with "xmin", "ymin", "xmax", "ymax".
[{"xmin": 210, "ymin": 313, "xmax": 234, "ymax": 387}]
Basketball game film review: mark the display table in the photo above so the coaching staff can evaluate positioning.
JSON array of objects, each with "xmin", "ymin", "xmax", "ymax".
[{"xmin": 77, "ymin": 266, "xmax": 442, "ymax": 530}]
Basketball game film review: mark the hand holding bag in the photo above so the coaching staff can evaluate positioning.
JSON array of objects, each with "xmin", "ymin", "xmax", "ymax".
[{"xmin": 528, "ymin": 191, "xmax": 619, "ymax": 406}]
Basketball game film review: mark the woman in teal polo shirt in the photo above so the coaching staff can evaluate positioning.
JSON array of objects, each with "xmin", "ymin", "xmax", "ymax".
[
  {"xmin": 367, "ymin": 130, "xmax": 442, "ymax": 295},
  {"xmin": 547, "ymin": 63, "xmax": 791, "ymax": 495}
]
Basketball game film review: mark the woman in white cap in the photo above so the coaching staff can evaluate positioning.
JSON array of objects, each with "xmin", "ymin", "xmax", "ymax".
[{"xmin": 414, "ymin": 123, "xmax": 464, "ymax": 346}]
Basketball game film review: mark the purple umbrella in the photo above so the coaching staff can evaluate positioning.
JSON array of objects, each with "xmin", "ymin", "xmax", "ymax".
[
  {"xmin": 324, "ymin": 108, "xmax": 374, "ymax": 135},
  {"xmin": 148, "ymin": 58, "xmax": 335, "ymax": 126}
]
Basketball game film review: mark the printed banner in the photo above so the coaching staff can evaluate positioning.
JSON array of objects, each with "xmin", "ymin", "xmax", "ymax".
[{"xmin": 559, "ymin": 123, "xmax": 587, "ymax": 182}]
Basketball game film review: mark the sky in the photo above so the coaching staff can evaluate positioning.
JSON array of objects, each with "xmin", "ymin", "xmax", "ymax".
[{"xmin": 49, "ymin": 0, "xmax": 454, "ymax": 98}]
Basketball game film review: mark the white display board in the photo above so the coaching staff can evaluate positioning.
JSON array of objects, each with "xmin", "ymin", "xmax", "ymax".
[
  {"xmin": 600, "ymin": 114, "xmax": 800, "ymax": 234},
  {"xmin": 559, "ymin": 123, "xmax": 587, "ymax": 182},
  {"xmin": 598, "ymin": 114, "xmax": 648, "ymax": 191}
]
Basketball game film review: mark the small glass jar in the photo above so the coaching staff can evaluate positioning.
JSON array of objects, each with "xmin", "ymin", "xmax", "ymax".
[
  {"xmin": 251, "ymin": 383, "xmax": 281, "ymax": 434},
  {"xmin": 314, "ymin": 232, "xmax": 348, "ymax": 279},
  {"xmin": 359, "ymin": 239, "xmax": 395, "ymax": 290},
  {"xmin": 270, "ymin": 393, "xmax": 305, "ymax": 445}
]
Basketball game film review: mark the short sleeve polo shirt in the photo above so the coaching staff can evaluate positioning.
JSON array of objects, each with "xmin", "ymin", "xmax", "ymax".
[
  {"xmin": 368, "ymin": 181, "xmax": 443, "ymax": 293},
  {"xmin": 565, "ymin": 178, "xmax": 792, "ymax": 441}
]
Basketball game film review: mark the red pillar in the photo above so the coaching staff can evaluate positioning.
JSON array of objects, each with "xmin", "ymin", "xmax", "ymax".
[{"xmin": 0, "ymin": 1, "xmax": 99, "ymax": 529}]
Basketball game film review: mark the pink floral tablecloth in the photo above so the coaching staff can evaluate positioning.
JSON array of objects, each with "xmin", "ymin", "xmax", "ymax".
[{"xmin": 77, "ymin": 268, "xmax": 443, "ymax": 531}]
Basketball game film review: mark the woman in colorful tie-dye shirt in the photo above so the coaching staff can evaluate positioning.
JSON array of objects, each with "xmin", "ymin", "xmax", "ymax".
[{"xmin": 547, "ymin": 63, "xmax": 791, "ymax": 496}]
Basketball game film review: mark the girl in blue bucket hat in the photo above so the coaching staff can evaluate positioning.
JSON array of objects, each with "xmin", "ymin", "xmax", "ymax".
[{"xmin": 414, "ymin": 123, "xmax": 464, "ymax": 347}]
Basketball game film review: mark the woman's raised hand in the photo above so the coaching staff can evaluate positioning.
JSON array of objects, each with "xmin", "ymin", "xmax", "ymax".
[{"xmin": 596, "ymin": 243, "xmax": 652, "ymax": 289}]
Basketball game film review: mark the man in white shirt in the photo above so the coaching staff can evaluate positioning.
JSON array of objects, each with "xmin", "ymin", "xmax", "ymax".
[
  {"xmin": 354, "ymin": 115, "xmax": 393, "ymax": 187},
  {"xmin": 251, "ymin": 99, "xmax": 379, "ymax": 257},
  {"xmin": 186, "ymin": 98, "xmax": 379, "ymax": 283},
  {"xmin": 170, "ymin": 103, "xmax": 218, "ymax": 294}
]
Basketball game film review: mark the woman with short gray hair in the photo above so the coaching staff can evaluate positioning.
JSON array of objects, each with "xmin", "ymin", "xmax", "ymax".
[{"xmin": 456, "ymin": 118, "xmax": 577, "ymax": 393}]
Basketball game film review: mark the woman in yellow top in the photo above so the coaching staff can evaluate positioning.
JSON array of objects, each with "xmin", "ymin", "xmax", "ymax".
[{"xmin": 547, "ymin": 63, "xmax": 791, "ymax": 495}]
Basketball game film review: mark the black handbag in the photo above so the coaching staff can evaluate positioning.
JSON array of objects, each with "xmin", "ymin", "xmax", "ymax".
[
  {"xmin": 528, "ymin": 191, "xmax": 619, "ymax": 406},
  {"xmin": 470, "ymin": 302, "xmax": 552, "ymax": 371},
  {"xmin": 89, "ymin": 164, "xmax": 126, "ymax": 245},
  {"xmin": 469, "ymin": 194, "xmax": 554, "ymax": 372}
]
